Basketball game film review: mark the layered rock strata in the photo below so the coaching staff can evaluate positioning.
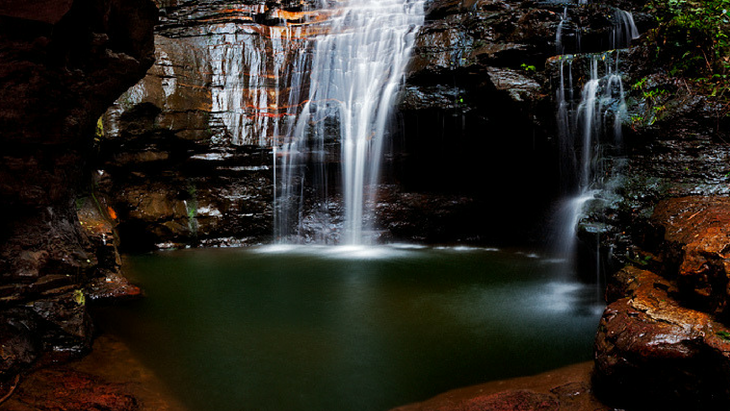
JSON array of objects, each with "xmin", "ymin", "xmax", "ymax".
[
  {"xmin": 0, "ymin": 0, "xmax": 156, "ymax": 382},
  {"xmin": 98, "ymin": 0, "xmax": 321, "ymax": 248},
  {"xmin": 100, "ymin": 0, "xmax": 657, "ymax": 248}
]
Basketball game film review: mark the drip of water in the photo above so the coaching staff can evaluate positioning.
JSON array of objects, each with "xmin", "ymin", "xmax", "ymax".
[
  {"xmin": 556, "ymin": 7, "xmax": 569, "ymax": 55},
  {"xmin": 274, "ymin": 0, "xmax": 425, "ymax": 244}
]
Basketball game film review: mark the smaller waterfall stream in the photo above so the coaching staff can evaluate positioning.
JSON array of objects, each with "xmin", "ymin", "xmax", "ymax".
[
  {"xmin": 553, "ymin": 52, "xmax": 631, "ymax": 277},
  {"xmin": 551, "ymin": 3, "xmax": 640, "ymax": 276}
]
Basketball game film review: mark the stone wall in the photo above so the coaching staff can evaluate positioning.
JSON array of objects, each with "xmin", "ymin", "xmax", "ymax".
[{"xmin": 0, "ymin": 0, "xmax": 156, "ymax": 381}]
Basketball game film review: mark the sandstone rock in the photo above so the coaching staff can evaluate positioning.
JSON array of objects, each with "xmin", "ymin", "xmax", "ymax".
[
  {"xmin": 595, "ymin": 265, "xmax": 730, "ymax": 410},
  {"xmin": 391, "ymin": 362, "xmax": 611, "ymax": 411},
  {"xmin": 644, "ymin": 197, "xmax": 730, "ymax": 318},
  {"xmin": 3, "ymin": 369, "xmax": 138, "ymax": 411}
]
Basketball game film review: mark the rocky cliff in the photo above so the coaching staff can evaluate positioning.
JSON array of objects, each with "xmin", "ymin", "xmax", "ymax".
[
  {"xmin": 0, "ymin": 0, "xmax": 156, "ymax": 384},
  {"xmin": 97, "ymin": 0, "xmax": 662, "ymax": 248}
]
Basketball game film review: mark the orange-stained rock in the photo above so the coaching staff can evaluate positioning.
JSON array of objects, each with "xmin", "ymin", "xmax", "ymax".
[
  {"xmin": 650, "ymin": 196, "xmax": 730, "ymax": 317},
  {"xmin": 594, "ymin": 265, "xmax": 730, "ymax": 410},
  {"xmin": 2, "ymin": 369, "xmax": 138, "ymax": 411}
]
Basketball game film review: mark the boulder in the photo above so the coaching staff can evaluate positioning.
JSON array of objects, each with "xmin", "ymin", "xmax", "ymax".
[
  {"xmin": 595, "ymin": 265, "xmax": 730, "ymax": 410},
  {"xmin": 646, "ymin": 197, "xmax": 730, "ymax": 318}
]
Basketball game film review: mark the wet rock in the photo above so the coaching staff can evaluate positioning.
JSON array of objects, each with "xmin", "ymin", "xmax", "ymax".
[
  {"xmin": 391, "ymin": 362, "xmax": 611, "ymax": 411},
  {"xmin": 412, "ymin": 390, "xmax": 560, "ymax": 411},
  {"xmin": 0, "ymin": 311, "xmax": 41, "ymax": 380},
  {"xmin": 98, "ymin": 2, "xmax": 314, "ymax": 249},
  {"xmin": 594, "ymin": 265, "xmax": 730, "ymax": 410},
  {"xmin": 643, "ymin": 197, "xmax": 730, "ymax": 318},
  {"xmin": 375, "ymin": 185, "xmax": 494, "ymax": 245},
  {"xmin": 486, "ymin": 67, "xmax": 542, "ymax": 103},
  {"xmin": 3, "ymin": 369, "xmax": 138, "ymax": 411},
  {"xmin": 0, "ymin": 0, "xmax": 156, "ymax": 378}
]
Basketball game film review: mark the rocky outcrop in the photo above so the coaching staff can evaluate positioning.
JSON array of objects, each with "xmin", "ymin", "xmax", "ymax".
[
  {"xmin": 393, "ymin": 0, "xmax": 655, "ymax": 246},
  {"xmin": 563, "ymin": 47, "xmax": 730, "ymax": 275},
  {"xmin": 0, "ymin": 0, "xmax": 156, "ymax": 381},
  {"xmin": 594, "ymin": 198, "xmax": 730, "ymax": 409}
]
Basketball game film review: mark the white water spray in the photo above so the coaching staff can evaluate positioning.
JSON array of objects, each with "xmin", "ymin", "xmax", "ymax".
[{"xmin": 274, "ymin": 0, "xmax": 425, "ymax": 244}]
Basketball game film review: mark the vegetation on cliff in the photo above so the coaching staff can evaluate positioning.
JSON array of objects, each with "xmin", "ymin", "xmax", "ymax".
[{"xmin": 647, "ymin": 0, "xmax": 729, "ymax": 101}]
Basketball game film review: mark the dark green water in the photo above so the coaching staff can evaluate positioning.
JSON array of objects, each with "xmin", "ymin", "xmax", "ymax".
[{"xmin": 96, "ymin": 245, "xmax": 604, "ymax": 411}]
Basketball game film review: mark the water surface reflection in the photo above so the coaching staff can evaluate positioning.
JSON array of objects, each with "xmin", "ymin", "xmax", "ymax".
[{"xmin": 96, "ymin": 246, "xmax": 604, "ymax": 411}]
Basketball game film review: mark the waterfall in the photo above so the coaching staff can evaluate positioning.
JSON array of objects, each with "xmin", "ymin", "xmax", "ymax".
[
  {"xmin": 550, "ymin": 1, "xmax": 640, "ymax": 275},
  {"xmin": 273, "ymin": 0, "xmax": 425, "ymax": 244},
  {"xmin": 553, "ymin": 51, "xmax": 628, "ymax": 269},
  {"xmin": 554, "ymin": 4, "xmax": 639, "ymax": 55},
  {"xmin": 556, "ymin": 7, "xmax": 569, "ymax": 55},
  {"xmin": 610, "ymin": 9, "xmax": 640, "ymax": 50}
]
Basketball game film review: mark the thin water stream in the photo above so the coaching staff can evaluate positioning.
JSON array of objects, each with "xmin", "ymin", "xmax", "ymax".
[{"xmin": 96, "ymin": 246, "xmax": 604, "ymax": 411}]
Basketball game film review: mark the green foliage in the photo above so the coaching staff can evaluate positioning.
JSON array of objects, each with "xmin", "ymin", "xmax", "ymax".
[
  {"xmin": 95, "ymin": 116, "xmax": 104, "ymax": 140},
  {"xmin": 646, "ymin": 0, "xmax": 730, "ymax": 97},
  {"xmin": 73, "ymin": 289, "xmax": 86, "ymax": 306},
  {"xmin": 717, "ymin": 330, "xmax": 730, "ymax": 341},
  {"xmin": 630, "ymin": 78, "xmax": 669, "ymax": 127},
  {"xmin": 627, "ymin": 253, "xmax": 653, "ymax": 267},
  {"xmin": 185, "ymin": 183, "xmax": 199, "ymax": 237},
  {"xmin": 520, "ymin": 63, "xmax": 537, "ymax": 72}
]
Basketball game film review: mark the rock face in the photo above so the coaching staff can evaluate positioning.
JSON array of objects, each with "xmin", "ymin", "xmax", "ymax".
[
  {"xmin": 97, "ymin": 0, "xmax": 324, "ymax": 249},
  {"xmin": 594, "ymin": 198, "xmax": 730, "ymax": 410},
  {"xmin": 99, "ymin": 0, "xmax": 661, "ymax": 248},
  {"xmin": 564, "ymin": 48, "xmax": 730, "ymax": 277},
  {"xmin": 0, "ymin": 0, "xmax": 156, "ymax": 381}
]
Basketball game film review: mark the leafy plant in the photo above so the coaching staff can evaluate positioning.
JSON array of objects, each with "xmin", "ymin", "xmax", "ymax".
[
  {"xmin": 95, "ymin": 116, "xmax": 104, "ymax": 141},
  {"xmin": 646, "ymin": 0, "xmax": 730, "ymax": 97},
  {"xmin": 520, "ymin": 63, "xmax": 537, "ymax": 72},
  {"xmin": 73, "ymin": 289, "xmax": 86, "ymax": 306},
  {"xmin": 716, "ymin": 330, "xmax": 730, "ymax": 341}
]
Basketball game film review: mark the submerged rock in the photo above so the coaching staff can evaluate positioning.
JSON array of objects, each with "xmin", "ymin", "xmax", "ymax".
[
  {"xmin": 3, "ymin": 369, "xmax": 138, "ymax": 411},
  {"xmin": 391, "ymin": 362, "xmax": 611, "ymax": 411}
]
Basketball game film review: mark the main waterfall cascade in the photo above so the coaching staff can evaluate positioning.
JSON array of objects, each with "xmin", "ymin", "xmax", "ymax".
[
  {"xmin": 551, "ymin": 5, "xmax": 640, "ymax": 274},
  {"xmin": 267, "ymin": 0, "xmax": 426, "ymax": 245}
]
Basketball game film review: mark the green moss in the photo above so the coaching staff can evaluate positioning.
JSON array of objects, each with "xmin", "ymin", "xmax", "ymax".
[
  {"xmin": 95, "ymin": 116, "xmax": 104, "ymax": 140},
  {"xmin": 73, "ymin": 289, "xmax": 86, "ymax": 306}
]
